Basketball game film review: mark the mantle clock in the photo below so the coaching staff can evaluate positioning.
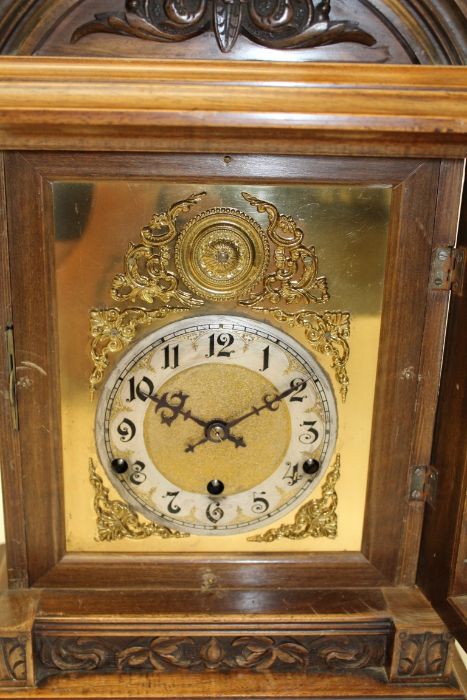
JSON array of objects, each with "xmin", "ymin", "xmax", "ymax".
[{"xmin": 0, "ymin": 1, "xmax": 466, "ymax": 698}]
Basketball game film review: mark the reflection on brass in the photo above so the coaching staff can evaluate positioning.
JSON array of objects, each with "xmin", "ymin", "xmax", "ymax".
[
  {"xmin": 247, "ymin": 455, "xmax": 340, "ymax": 542},
  {"xmin": 175, "ymin": 208, "xmax": 269, "ymax": 300},
  {"xmin": 89, "ymin": 459, "xmax": 189, "ymax": 541},
  {"xmin": 90, "ymin": 193, "xmax": 207, "ymax": 394},
  {"xmin": 111, "ymin": 192, "xmax": 205, "ymax": 307},
  {"xmin": 269, "ymin": 309, "xmax": 350, "ymax": 401},
  {"xmin": 236, "ymin": 193, "xmax": 348, "ymax": 399},
  {"xmin": 240, "ymin": 192, "xmax": 329, "ymax": 306}
]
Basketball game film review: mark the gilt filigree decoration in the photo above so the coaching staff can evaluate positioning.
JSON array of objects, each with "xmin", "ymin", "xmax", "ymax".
[
  {"xmin": 111, "ymin": 193, "xmax": 205, "ymax": 307},
  {"xmin": 71, "ymin": 1, "xmax": 376, "ymax": 54},
  {"xmin": 89, "ymin": 191, "xmax": 350, "ymax": 400},
  {"xmin": 238, "ymin": 193, "xmax": 348, "ymax": 400},
  {"xmin": 89, "ymin": 460, "xmax": 189, "ymax": 541},
  {"xmin": 240, "ymin": 192, "xmax": 329, "ymax": 306},
  {"xmin": 267, "ymin": 308, "xmax": 350, "ymax": 400},
  {"xmin": 89, "ymin": 306, "xmax": 189, "ymax": 396},
  {"xmin": 247, "ymin": 454, "xmax": 340, "ymax": 541},
  {"xmin": 89, "ymin": 192, "xmax": 205, "ymax": 396}
]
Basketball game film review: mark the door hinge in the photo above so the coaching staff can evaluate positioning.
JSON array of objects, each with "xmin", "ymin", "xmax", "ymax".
[
  {"xmin": 5, "ymin": 324, "xmax": 19, "ymax": 430},
  {"xmin": 409, "ymin": 465, "xmax": 438, "ymax": 507},
  {"xmin": 430, "ymin": 246, "xmax": 465, "ymax": 294}
]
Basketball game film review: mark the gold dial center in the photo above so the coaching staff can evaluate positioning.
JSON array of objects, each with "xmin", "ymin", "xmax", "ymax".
[{"xmin": 143, "ymin": 364, "xmax": 291, "ymax": 496}]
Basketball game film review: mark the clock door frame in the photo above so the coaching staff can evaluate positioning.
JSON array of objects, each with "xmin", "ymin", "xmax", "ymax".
[{"xmin": 0, "ymin": 150, "xmax": 460, "ymax": 590}]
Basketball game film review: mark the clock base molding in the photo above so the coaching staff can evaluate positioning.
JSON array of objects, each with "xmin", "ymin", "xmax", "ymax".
[{"xmin": 0, "ymin": 586, "xmax": 461, "ymax": 695}]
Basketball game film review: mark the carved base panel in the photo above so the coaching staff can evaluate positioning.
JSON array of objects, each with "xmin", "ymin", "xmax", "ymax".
[
  {"xmin": 388, "ymin": 630, "xmax": 454, "ymax": 683},
  {"xmin": 35, "ymin": 632, "xmax": 388, "ymax": 683},
  {"xmin": 0, "ymin": 588, "xmax": 459, "ymax": 692},
  {"xmin": 0, "ymin": 591, "xmax": 40, "ymax": 689}
]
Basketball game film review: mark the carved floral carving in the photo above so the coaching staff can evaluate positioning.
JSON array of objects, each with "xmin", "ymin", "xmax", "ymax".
[
  {"xmin": 395, "ymin": 632, "xmax": 452, "ymax": 679},
  {"xmin": 39, "ymin": 638, "xmax": 111, "ymax": 674},
  {"xmin": 71, "ymin": 0, "xmax": 376, "ymax": 53},
  {"xmin": 37, "ymin": 633, "xmax": 386, "ymax": 676},
  {"xmin": 0, "ymin": 639, "xmax": 27, "ymax": 683}
]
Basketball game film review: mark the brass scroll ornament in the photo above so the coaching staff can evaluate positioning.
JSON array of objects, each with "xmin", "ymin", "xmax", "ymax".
[{"xmin": 89, "ymin": 191, "xmax": 350, "ymax": 400}]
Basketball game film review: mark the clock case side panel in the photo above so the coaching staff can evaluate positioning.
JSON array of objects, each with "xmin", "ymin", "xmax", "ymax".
[
  {"xmin": 0, "ymin": 150, "xmax": 455, "ymax": 591},
  {"xmin": 417, "ymin": 168, "xmax": 467, "ymax": 649},
  {"xmin": 362, "ymin": 160, "xmax": 465, "ymax": 584},
  {"xmin": 0, "ymin": 152, "xmax": 66, "ymax": 588}
]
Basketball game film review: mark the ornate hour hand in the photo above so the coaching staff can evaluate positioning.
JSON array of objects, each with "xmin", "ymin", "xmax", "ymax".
[
  {"xmin": 185, "ymin": 420, "xmax": 246, "ymax": 453},
  {"xmin": 227, "ymin": 377, "xmax": 308, "ymax": 429},
  {"xmin": 147, "ymin": 390, "xmax": 209, "ymax": 428}
]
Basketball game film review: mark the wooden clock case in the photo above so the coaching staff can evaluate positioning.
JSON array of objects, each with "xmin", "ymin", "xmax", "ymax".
[{"xmin": 0, "ymin": 1, "xmax": 466, "ymax": 698}]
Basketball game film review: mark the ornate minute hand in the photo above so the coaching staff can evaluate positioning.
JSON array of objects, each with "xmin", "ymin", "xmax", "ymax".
[{"xmin": 226, "ymin": 377, "xmax": 308, "ymax": 430}]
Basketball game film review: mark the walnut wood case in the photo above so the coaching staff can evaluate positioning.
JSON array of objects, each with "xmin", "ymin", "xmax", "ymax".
[{"xmin": 0, "ymin": 1, "xmax": 466, "ymax": 698}]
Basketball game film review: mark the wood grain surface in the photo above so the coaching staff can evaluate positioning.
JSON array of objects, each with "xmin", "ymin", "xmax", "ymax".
[
  {"xmin": 0, "ymin": 670, "xmax": 463, "ymax": 700},
  {"xmin": 0, "ymin": 58, "xmax": 465, "ymax": 157}
]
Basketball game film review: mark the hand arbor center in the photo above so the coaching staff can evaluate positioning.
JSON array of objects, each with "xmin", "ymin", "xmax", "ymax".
[{"xmin": 206, "ymin": 420, "xmax": 229, "ymax": 443}]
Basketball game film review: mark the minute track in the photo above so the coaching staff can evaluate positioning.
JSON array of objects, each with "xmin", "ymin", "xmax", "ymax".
[{"xmin": 96, "ymin": 315, "xmax": 338, "ymax": 535}]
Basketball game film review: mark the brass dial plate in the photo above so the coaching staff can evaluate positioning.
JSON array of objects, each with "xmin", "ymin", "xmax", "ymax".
[{"xmin": 52, "ymin": 180, "xmax": 390, "ymax": 552}]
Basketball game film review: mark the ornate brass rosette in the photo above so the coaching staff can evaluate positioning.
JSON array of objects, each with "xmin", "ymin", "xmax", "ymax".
[{"xmin": 175, "ymin": 208, "xmax": 269, "ymax": 300}]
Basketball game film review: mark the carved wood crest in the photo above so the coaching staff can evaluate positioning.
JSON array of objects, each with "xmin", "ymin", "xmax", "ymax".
[{"xmin": 71, "ymin": 0, "xmax": 376, "ymax": 53}]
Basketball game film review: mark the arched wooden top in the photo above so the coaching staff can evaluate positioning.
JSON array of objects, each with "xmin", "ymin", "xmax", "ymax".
[{"xmin": 0, "ymin": 0, "xmax": 465, "ymax": 65}]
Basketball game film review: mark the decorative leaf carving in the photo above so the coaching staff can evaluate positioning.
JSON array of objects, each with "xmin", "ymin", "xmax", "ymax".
[
  {"xmin": 71, "ymin": 0, "xmax": 376, "ymax": 53},
  {"xmin": 0, "ymin": 639, "xmax": 27, "ymax": 682},
  {"xmin": 233, "ymin": 636, "xmax": 308, "ymax": 670},
  {"xmin": 39, "ymin": 638, "xmax": 111, "ymax": 672},
  {"xmin": 396, "ymin": 632, "xmax": 452, "ymax": 678},
  {"xmin": 36, "ymin": 632, "xmax": 389, "ymax": 678},
  {"xmin": 214, "ymin": 0, "xmax": 245, "ymax": 52}
]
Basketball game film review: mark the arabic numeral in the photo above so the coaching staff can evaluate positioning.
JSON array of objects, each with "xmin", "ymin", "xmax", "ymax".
[
  {"xmin": 117, "ymin": 418, "xmax": 136, "ymax": 442},
  {"xmin": 283, "ymin": 462, "xmax": 301, "ymax": 485},
  {"xmin": 252, "ymin": 492, "xmax": 269, "ymax": 514},
  {"xmin": 206, "ymin": 501, "xmax": 224, "ymax": 523},
  {"xmin": 289, "ymin": 378, "xmax": 307, "ymax": 402},
  {"xmin": 299, "ymin": 421, "xmax": 319, "ymax": 444},
  {"xmin": 206, "ymin": 333, "xmax": 235, "ymax": 358},
  {"xmin": 130, "ymin": 460, "xmax": 146, "ymax": 485},
  {"xmin": 163, "ymin": 491, "xmax": 181, "ymax": 514},
  {"xmin": 127, "ymin": 375, "xmax": 155, "ymax": 402},
  {"xmin": 260, "ymin": 346, "xmax": 270, "ymax": 372}
]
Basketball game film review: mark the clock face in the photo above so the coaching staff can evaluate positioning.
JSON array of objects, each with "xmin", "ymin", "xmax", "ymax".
[{"xmin": 95, "ymin": 316, "xmax": 338, "ymax": 535}]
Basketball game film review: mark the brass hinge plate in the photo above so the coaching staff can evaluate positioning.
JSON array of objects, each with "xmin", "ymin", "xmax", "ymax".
[
  {"xmin": 5, "ymin": 325, "xmax": 18, "ymax": 430},
  {"xmin": 409, "ymin": 465, "xmax": 438, "ymax": 507},
  {"xmin": 430, "ymin": 246, "xmax": 465, "ymax": 294}
]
